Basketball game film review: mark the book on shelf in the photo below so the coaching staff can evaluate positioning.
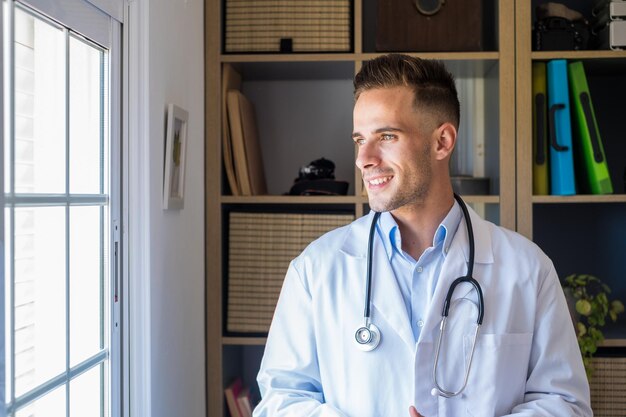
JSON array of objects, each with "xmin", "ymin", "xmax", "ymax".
[
  {"xmin": 224, "ymin": 378, "xmax": 245, "ymax": 417},
  {"xmin": 568, "ymin": 60, "xmax": 614, "ymax": 195},
  {"xmin": 532, "ymin": 61, "xmax": 549, "ymax": 195},
  {"xmin": 222, "ymin": 64, "xmax": 242, "ymax": 196},
  {"xmin": 226, "ymin": 90, "xmax": 268, "ymax": 196},
  {"xmin": 237, "ymin": 387, "xmax": 253, "ymax": 417},
  {"xmin": 547, "ymin": 59, "xmax": 577, "ymax": 196}
]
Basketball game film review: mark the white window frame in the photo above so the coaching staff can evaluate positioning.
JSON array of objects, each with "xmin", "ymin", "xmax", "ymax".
[{"xmin": 1, "ymin": 0, "xmax": 125, "ymax": 415}]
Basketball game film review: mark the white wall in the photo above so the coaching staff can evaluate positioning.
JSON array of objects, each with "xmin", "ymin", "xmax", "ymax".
[{"xmin": 146, "ymin": 0, "xmax": 205, "ymax": 415}]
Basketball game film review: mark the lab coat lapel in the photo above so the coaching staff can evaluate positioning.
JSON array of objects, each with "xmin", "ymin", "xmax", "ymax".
[
  {"xmin": 369, "ymin": 233, "xmax": 415, "ymax": 350},
  {"xmin": 340, "ymin": 213, "xmax": 415, "ymax": 350},
  {"xmin": 418, "ymin": 206, "xmax": 493, "ymax": 345}
]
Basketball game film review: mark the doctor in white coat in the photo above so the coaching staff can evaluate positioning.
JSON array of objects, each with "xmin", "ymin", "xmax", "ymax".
[{"xmin": 253, "ymin": 54, "xmax": 592, "ymax": 417}]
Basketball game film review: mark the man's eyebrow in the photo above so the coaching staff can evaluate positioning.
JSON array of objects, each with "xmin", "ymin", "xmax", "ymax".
[{"xmin": 352, "ymin": 127, "xmax": 404, "ymax": 138}]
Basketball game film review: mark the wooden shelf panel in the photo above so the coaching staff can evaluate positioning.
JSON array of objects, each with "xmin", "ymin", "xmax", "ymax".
[
  {"xmin": 221, "ymin": 195, "xmax": 500, "ymax": 205},
  {"xmin": 532, "ymin": 195, "xmax": 626, "ymax": 204},
  {"xmin": 221, "ymin": 53, "xmax": 357, "ymax": 63},
  {"xmin": 221, "ymin": 51, "xmax": 500, "ymax": 63},
  {"xmin": 600, "ymin": 339, "xmax": 626, "ymax": 348},
  {"xmin": 531, "ymin": 50, "xmax": 626, "ymax": 60},
  {"xmin": 221, "ymin": 195, "xmax": 366, "ymax": 204},
  {"xmin": 223, "ymin": 336, "xmax": 267, "ymax": 346}
]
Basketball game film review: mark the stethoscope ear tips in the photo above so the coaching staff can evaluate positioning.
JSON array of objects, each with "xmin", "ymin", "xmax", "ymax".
[{"xmin": 354, "ymin": 323, "xmax": 381, "ymax": 351}]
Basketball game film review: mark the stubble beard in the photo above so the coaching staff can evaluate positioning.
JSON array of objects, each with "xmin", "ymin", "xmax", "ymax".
[{"xmin": 367, "ymin": 157, "xmax": 432, "ymax": 213}]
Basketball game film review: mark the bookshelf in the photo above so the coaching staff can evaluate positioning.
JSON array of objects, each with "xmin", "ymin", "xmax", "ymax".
[
  {"xmin": 515, "ymin": 1, "xmax": 626, "ymax": 345},
  {"xmin": 202, "ymin": 0, "xmax": 626, "ymax": 416}
]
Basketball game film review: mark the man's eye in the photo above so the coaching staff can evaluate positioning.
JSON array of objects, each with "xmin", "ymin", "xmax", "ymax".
[
  {"xmin": 381, "ymin": 134, "xmax": 395, "ymax": 141},
  {"xmin": 354, "ymin": 138, "xmax": 365, "ymax": 146}
]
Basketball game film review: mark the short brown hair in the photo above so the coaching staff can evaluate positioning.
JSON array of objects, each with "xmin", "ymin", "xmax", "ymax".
[{"xmin": 354, "ymin": 54, "xmax": 460, "ymax": 129}]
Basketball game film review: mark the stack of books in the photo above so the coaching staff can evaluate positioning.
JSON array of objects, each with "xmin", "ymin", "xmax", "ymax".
[{"xmin": 532, "ymin": 59, "xmax": 614, "ymax": 196}]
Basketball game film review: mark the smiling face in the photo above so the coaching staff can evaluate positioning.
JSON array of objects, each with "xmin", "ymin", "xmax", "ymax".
[{"xmin": 353, "ymin": 85, "xmax": 449, "ymax": 215}]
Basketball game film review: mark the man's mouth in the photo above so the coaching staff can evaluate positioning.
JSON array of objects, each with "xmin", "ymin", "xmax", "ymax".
[{"xmin": 367, "ymin": 176, "xmax": 393, "ymax": 186}]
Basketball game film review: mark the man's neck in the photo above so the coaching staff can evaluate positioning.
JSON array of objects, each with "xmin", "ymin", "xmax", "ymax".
[{"xmin": 391, "ymin": 193, "xmax": 455, "ymax": 260}]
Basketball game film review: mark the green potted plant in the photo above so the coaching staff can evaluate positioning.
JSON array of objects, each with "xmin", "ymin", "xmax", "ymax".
[{"xmin": 562, "ymin": 274, "xmax": 625, "ymax": 377}]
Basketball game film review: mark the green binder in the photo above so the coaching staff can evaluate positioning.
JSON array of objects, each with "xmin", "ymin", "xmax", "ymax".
[
  {"xmin": 568, "ymin": 61, "xmax": 613, "ymax": 195},
  {"xmin": 532, "ymin": 62, "xmax": 549, "ymax": 195}
]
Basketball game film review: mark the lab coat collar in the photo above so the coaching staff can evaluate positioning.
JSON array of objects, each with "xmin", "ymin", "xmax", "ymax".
[
  {"xmin": 340, "ymin": 205, "xmax": 493, "ymax": 265},
  {"xmin": 339, "ymin": 205, "xmax": 494, "ymax": 349}
]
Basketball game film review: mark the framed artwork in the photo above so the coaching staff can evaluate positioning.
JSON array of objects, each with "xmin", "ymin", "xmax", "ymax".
[{"xmin": 163, "ymin": 103, "xmax": 189, "ymax": 209}]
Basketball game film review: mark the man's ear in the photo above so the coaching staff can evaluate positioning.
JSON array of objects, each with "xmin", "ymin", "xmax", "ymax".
[{"xmin": 433, "ymin": 122, "xmax": 457, "ymax": 161}]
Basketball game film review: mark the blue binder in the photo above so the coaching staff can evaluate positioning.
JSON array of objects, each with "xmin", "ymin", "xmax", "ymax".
[{"xmin": 547, "ymin": 60, "xmax": 576, "ymax": 195}]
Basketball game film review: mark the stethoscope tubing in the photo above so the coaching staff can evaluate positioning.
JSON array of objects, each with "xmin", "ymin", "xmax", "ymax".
[
  {"xmin": 356, "ymin": 194, "xmax": 486, "ymax": 398},
  {"xmin": 363, "ymin": 211, "xmax": 381, "ymax": 321}
]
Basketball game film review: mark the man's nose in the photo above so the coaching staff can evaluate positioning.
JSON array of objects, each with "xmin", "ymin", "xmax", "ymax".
[{"xmin": 355, "ymin": 141, "xmax": 380, "ymax": 171}]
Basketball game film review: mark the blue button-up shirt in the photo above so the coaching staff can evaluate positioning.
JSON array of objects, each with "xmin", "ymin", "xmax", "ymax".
[{"xmin": 376, "ymin": 202, "xmax": 462, "ymax": 342}]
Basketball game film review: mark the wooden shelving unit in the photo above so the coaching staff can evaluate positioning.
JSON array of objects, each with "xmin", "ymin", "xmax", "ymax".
[{"xmin": 205, "ymin": 1, "xmax": 625, "ymax": 416}]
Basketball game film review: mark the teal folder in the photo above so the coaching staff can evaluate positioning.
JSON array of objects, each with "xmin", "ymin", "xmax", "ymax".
[
  {"xmin": 547, "ymin": 59, "xmax": 576, "ymax": 196},
  {"xmin": 532, "ymin": 62, "xmax": 549, "ymax": 195},
  {"xmin": 568, "ymin": 61, "xmax": 613, "ymax": 195}
]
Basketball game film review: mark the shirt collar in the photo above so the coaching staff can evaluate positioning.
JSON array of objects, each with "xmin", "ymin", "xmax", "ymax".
[{"xmin": 375, "ymin": 201, "xmax": 463, "ymax": 261}]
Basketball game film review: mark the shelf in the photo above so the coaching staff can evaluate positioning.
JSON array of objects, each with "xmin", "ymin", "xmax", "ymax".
[
  {"xmin": 223, "ymin": 336, "xmax": 267, "ymax": 346},
  {"xmin": 222, "ymin": 195, "xmax": 501, "ymax": 205},
  {"xmin": 600, "ymin": 339, "xmax": 626, "ymax": 348},
  {"xmin": 222, "ymin": 51, "xmax": 500, "ymax": 63},
  {"xmin": 221, "ymin": 195, "xmax": 365, "ymax": 204},
  {"xmin": 532, "ymin": 195, "xmax": 626, "ymax": 204},
  {"xmin": 221, "ymin": 53, "xmax": 357, "ymax": 63},
  {"xmin": 531, "ymin": 50, "xmax": 626, "ymax": 60}
]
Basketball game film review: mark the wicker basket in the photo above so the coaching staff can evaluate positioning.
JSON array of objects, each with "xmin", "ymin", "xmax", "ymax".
[
  {"xmin": 590, "ymin": 357, "xmax": 626, "ymax": 416},
  {"xmin": 224, "ymin": 0, "xmax": 352, "ymax": 53}
]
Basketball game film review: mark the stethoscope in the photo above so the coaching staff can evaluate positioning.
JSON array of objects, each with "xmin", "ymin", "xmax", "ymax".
[{"xmin": 354, "ymin": 194, "xmax": 485, "ymax": 398}]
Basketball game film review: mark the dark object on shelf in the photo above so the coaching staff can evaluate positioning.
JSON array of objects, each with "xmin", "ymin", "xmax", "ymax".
[
  {"xmin": 590, "ymin": 0, "xmax": 626, "ymax": 50},
  {"xmin": 376, "ymin": 0, "xmax": 487, "ymax": 52},
  {"xmin": 223, "ymin": 0, "xmax": 352, "ymax": 53},
  {"xmin": 288, "ymin": 158, "xmax": 349, "ymax": 196},
  {"xmin": 533, "ymin": 3, "xmax": 589, "ymax": 51},
  {"xmin": 451, "ymin": 176, "xmax": 490, "ymax": 195},
  {"xmin": 534, "ymin": 17, "xmax": 590, "ymax": 50},
  {"xmin": 279, "ymin": 38, "xmax": 293, "ymax": 53},
  {"xmin": 593, "ymin": 20, "xmax": 626, "ymax": 50}
]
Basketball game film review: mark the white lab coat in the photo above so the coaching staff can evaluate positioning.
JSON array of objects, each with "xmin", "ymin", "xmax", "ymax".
[{"xmin": 254, "ymin": 207, "xmax": 592, "ymax": 417}]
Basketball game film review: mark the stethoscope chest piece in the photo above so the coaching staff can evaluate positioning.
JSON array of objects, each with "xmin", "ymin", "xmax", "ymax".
[{"xmin": 354, "ymin": 323, "xmax": 381, "ymax": 351}]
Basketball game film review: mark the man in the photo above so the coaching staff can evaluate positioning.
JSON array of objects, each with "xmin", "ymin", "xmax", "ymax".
[{"xmin": 253, "ymin": 54, "xmax": 591, "ymax": 417}]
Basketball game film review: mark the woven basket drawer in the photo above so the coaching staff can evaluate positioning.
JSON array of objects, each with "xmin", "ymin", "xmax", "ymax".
[{"xmin": 224, "ymin": 0, "xmax": 352, "ymax": 53}]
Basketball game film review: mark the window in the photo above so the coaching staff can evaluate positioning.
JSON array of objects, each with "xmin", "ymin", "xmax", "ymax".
[{"xmin": 2, "ymin": 0, "xmax": 122, "ymax": 415}]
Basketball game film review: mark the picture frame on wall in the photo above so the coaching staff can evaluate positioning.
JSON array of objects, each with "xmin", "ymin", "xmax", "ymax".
[{"xmin": 163, "ymin": 103, "xmax": 189, "ymax": 209}]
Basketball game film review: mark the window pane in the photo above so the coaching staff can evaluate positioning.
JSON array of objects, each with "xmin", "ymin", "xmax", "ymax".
[
  {"xmin": 5, "ymin": 208, "xmax": 12, "ymax": 404},
  {"xmin": 70, "ymin": 364, "xmax": 103, "ymax": 417},
  {"xmin": 16, "ymin": 384, "xmax": 66, "ymax": 417},
  {"xmin": 3, "ymin": 0, "xmax": 11, "ymax": 192},
  {"xmin": 14, "ymin": 8, "xmax": 66, "ymax": 194},
  {"xmin": 14, "ymin": 207, "xmax": 66, "ymax": 396},
  {"xmin": 69, "ymin": 36, "xmax": 104, "ymax": 194},
  {"xmin": 70, "ymin": 206, "xmax": 104, "ymax": 366}
]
